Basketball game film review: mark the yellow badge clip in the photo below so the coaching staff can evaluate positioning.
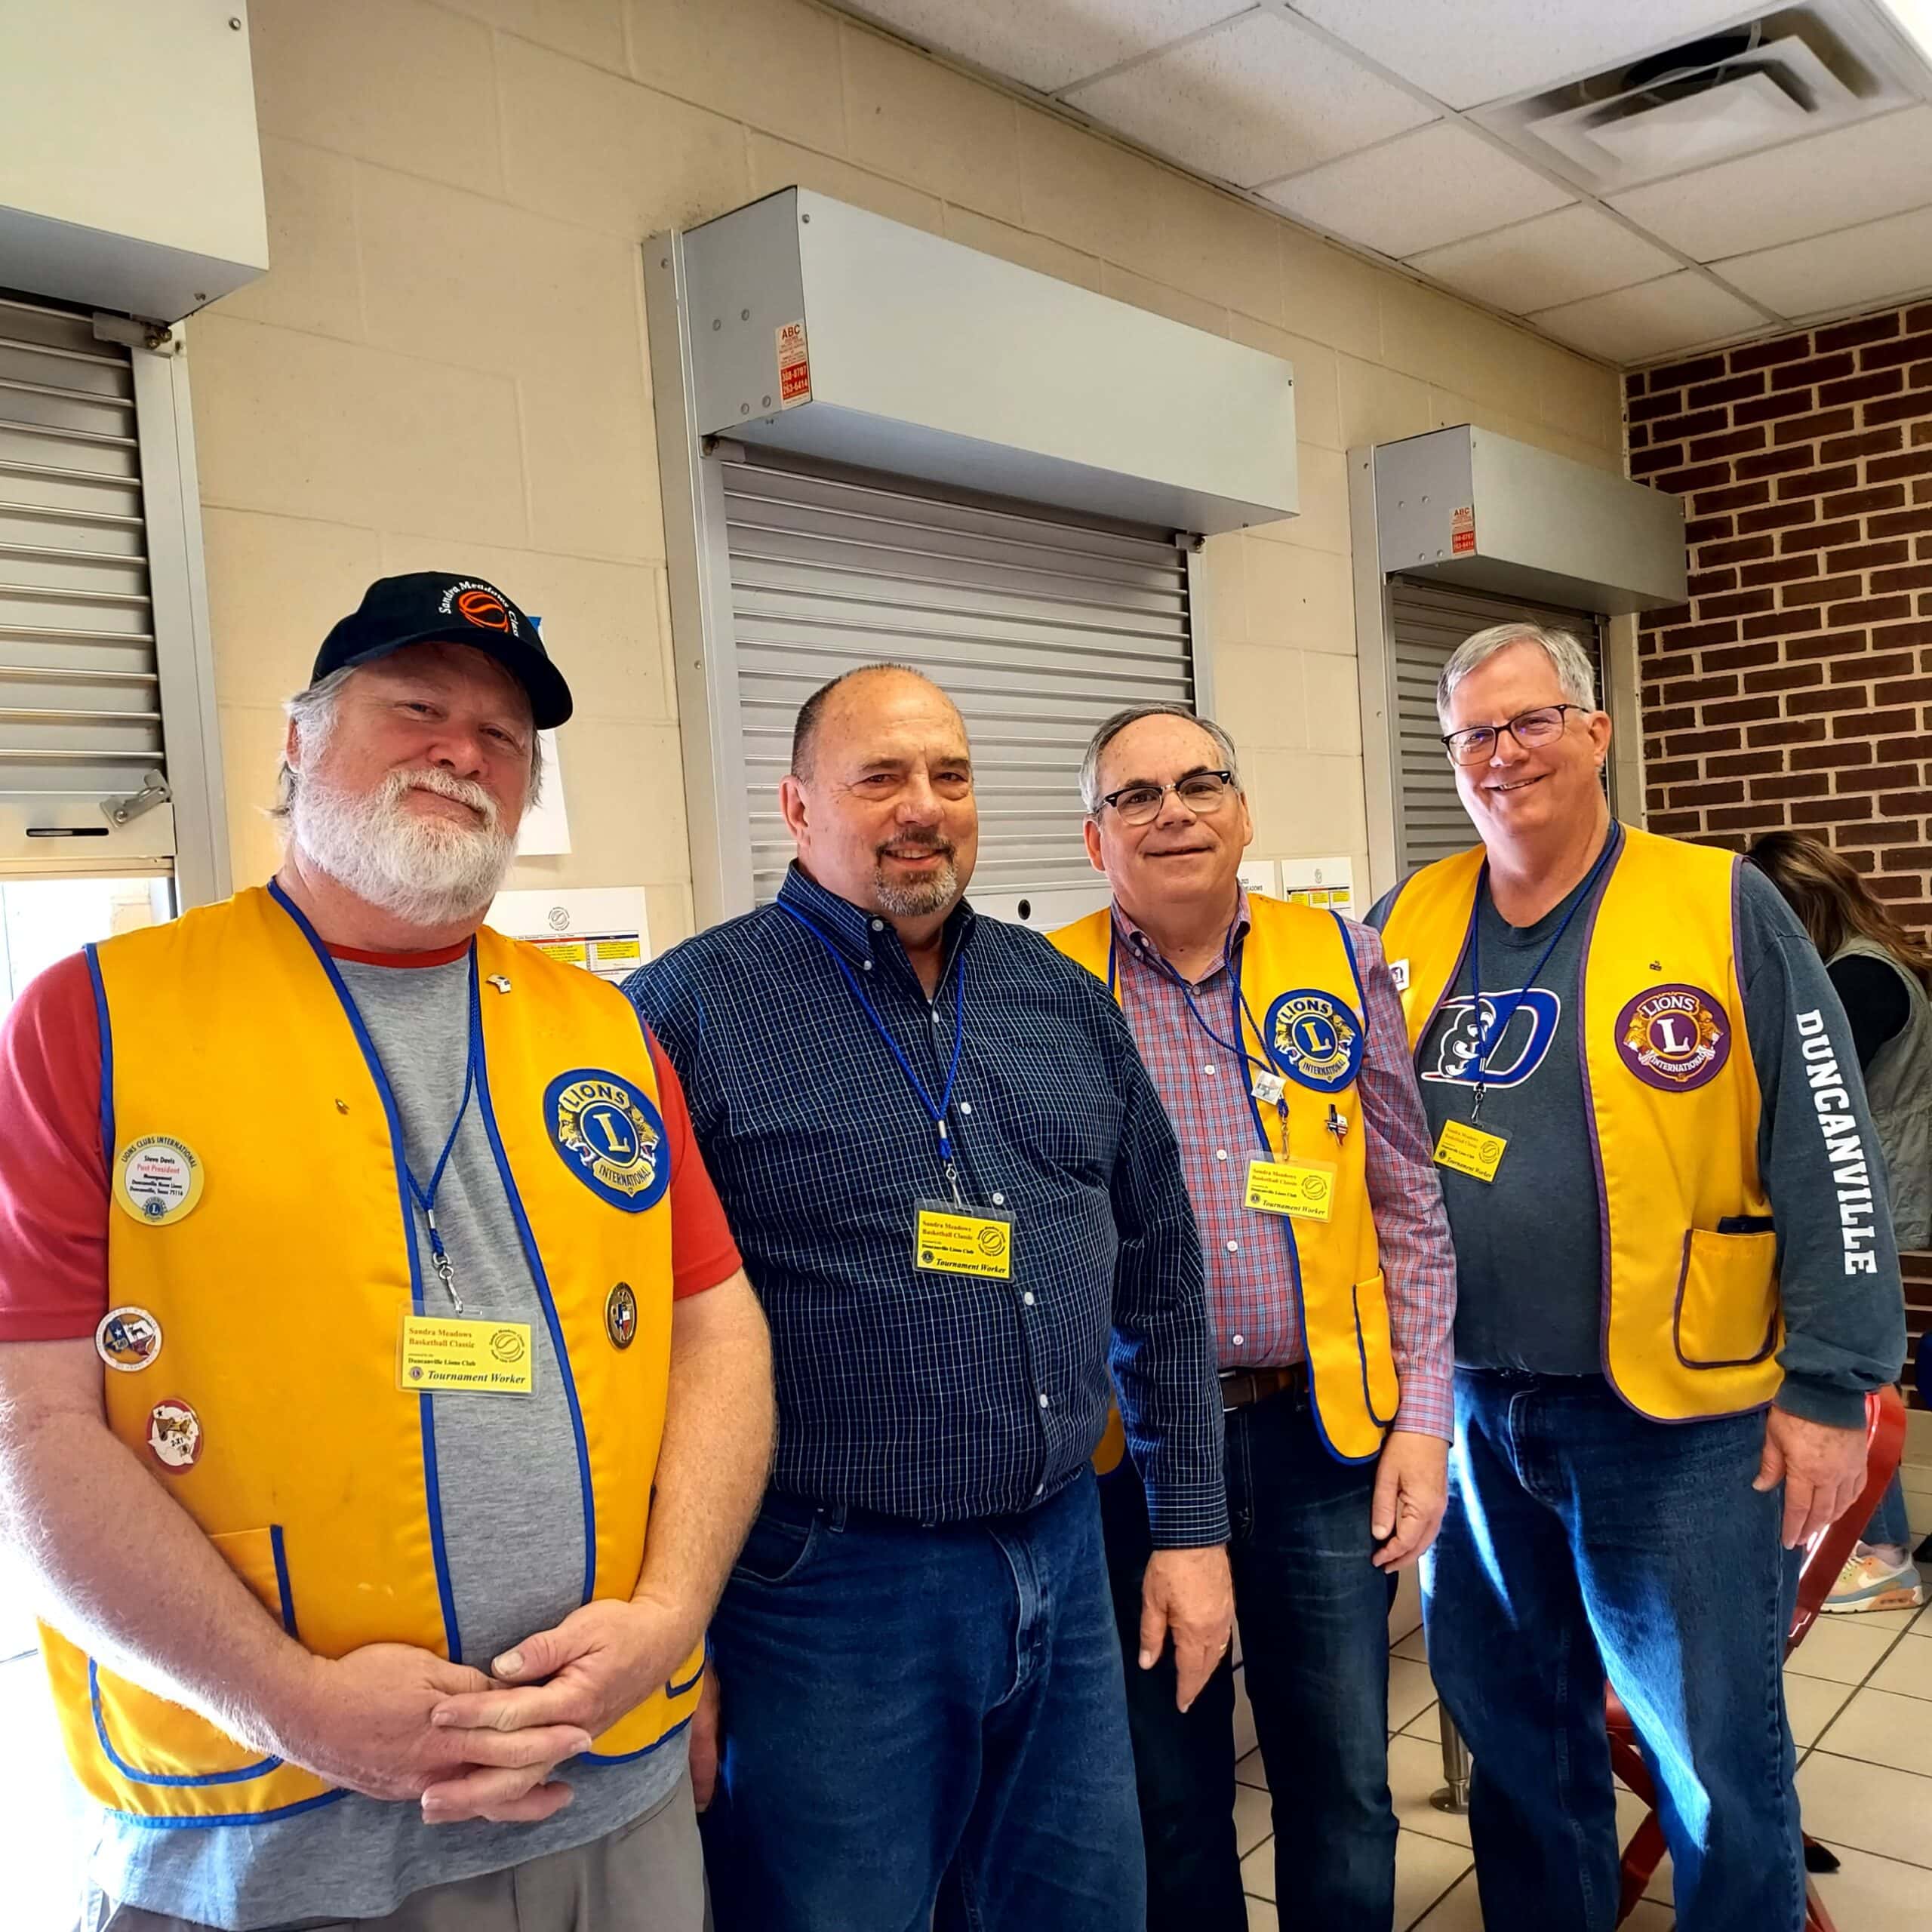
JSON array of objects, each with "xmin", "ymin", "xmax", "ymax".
[
  {"xmin": 914, "ymin": 1201, "xmax": 1014, "ymax": 1280},
  {"xmin": 1244, "ymin": 1158, "xmax": 1337, "ymax": 1222},
  {"xmin": 398, "ymin": 1315, "xmax": 535, "ymax": 1394},
  {"xmin": 1433, "ymin": 1118, "xmax": 1509, "ymax": 1183}
]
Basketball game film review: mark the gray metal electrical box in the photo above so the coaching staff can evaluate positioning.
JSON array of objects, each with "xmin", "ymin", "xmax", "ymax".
[
  {"xmin": 674, "ymin": 188, "xmax": 1298, "ymax": 534},
  {"xmin": 1372, "ymin": 425, "xmax": 1686, "ymax": 614}
]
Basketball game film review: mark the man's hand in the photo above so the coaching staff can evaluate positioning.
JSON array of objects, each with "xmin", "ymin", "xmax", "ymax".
[
  {"xmin": 690, "ymin": 1665, "xmax": 721, "ymax": 1812},
  {"xmin": 1754, "ymin": 1406, "xmax": 1869, "ymax": 1549},
  {"xmin": 420, "ymin": 1595, "xmax": 694, "ymax": 1821},
  {"xmin": 277, "ymin": 1642, "xmax": 593, "ymax": 1820},
  {"xmin": 1140, "ymin": 1546, "xmax": 1234, "ymax": 1713},
  {"xmin": 1371, "ymin": 1430, "xmax": 1449, "ymax": 1572}
]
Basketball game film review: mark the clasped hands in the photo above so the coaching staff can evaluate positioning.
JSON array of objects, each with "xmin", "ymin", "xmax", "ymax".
[{"xmin": 279, "ymin": 1592, "xmax": 695, "ymax": 1826}]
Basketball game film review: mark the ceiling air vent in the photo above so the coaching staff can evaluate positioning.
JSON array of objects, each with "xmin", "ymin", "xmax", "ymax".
[{"xmin": 1476, "ymin": 1, "xmax": 1922, "ymax": 193}]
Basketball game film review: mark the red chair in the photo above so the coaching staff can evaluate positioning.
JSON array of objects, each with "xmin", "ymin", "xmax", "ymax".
[{"xmin": 1609, "ymin": 1386, "xmax": 1909, "ymax": 1930}]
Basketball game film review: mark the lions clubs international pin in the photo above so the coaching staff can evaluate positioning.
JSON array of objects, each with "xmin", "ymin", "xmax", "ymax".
[
  {"xmin": 606, "ymin": 1282, "xmax": 638, "ymax": 1350},
  {"xmin": 146, "ymin": 1399, "xmax": 203, "ymax": 1474}
]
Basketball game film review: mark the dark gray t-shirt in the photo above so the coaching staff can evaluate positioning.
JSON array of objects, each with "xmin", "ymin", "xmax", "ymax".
[
  {"xmin": 1369, "ymin": 827, "xmax": 1906, "ymax": 1423},
  {"xmin": 92, "ymin": 956, "xmax": 683, "ymax": 1930}
]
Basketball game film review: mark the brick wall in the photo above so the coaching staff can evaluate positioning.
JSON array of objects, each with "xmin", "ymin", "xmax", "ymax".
[{"xmin": 1627, "ymin": 299, "xmax": 1932, "ymax": 1399}]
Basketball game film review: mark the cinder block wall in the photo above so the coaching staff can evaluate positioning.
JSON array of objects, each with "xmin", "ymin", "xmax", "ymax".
[
  {"xmin": 193, "ymin": 0, "xmax": 1624, "ymax": 946},
  {"xmin": 1627, "ymin": 300, "xmax": 1932, "ymax": 1392}
]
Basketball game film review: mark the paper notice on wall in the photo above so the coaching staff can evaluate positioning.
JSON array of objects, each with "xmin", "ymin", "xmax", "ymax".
[
  {"xmin": 777, "ymin": 319, "xmax": 811, "ymax": 407},
  {"xmin": 488, "ymin": 887, "xmax": 651, "ymax": 986},
  {"xmin": 515, "ymin": 731, "xmax": 571, "ymax": 856},
  {"xmin": 1278, "ymin": 857, "xmax": 1355, "ymax": 916}
]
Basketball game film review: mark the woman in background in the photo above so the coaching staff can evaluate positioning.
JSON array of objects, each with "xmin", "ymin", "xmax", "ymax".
[{"xmin": 1750, "ymin": 830, "xmax": 1927, "ymax": 1612}]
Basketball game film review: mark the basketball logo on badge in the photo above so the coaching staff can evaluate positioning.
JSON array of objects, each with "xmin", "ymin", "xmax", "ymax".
[
  {"xmin": 145, "ymin": 1399, "xmax": 203, "ymax": 1474},
  {"xmin": 1264, "ymin": 989, "xmax": 1364, "ymax": 1094},
  {"xmin": 544, "ymin": 1069, "xmax": 670, "ymax": 1214},
  {"xmin": 95, "ymin": 1306, "xmax": 162, "ymax": 1373},
  {"xmin": 606, "ymin": 1281, "xmax": 638, "ymax": 1349},
  {"xmin": 1615, "ymin": 983, "xmax": 1730, "ymax": 1093},
  {"xmin": 112, "ymin": 1137, "xmax": 204, "ymax": 1227}
]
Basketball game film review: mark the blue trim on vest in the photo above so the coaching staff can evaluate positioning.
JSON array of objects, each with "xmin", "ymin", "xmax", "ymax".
[
  {"xmin": 469, "ymin": 953, "xmax": 598, "ymax": 1608},
  {"xmin": 89, "ymin": 1660, "xmax": 284, "ymax": 1788},
  {"xmin": 269, "ymin": 1525, "xmax": 298, "ymax": 1643},
  {"xmin": 666, "ymin": 1654, "xmax": 706, "ymax": 1699},
  {"xmin": 103, "ymin": 1787, "xmax": 351, "ymax": 1830},
  {"xmin": 265, "ymin": 880, "xmax": 464, "ymax": 1663},
  {"xmin": 85, "ymin": 944, "xmax": 115, "ymax": 1163},
  {"xmin": 577, "ymin": 1708, "xmax": 696, "ymax": 1768}
]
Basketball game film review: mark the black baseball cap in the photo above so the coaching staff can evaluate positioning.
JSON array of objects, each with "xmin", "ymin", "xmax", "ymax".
[{"xmin": 310, "ymin": 572, "xmax": 574, "ymax": 729}]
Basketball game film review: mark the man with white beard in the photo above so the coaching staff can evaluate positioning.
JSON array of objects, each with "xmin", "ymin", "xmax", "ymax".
[{"xmin": 0, "ymin": 573, "xmax": 773, "ymax": 1932}]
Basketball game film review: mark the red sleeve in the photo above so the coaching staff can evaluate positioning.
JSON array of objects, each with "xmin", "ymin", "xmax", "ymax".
[
  {"xmin": 0, "ymin": 952, "xmax": 110, "ymax": 1341},
  {"xmin": 648, "ymin": 1029, "xmax": 743, "ymax": 1300}
]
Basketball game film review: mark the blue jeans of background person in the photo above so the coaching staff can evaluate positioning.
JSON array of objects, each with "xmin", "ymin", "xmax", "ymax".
[
  {"xmin": 1865, "ymin": 1469, "xmax": 1911, "ymax": 1548},
  {"xmin": 1426, "ymin": 1371, "xmax": 1802, "ymax": 1932},
  {"xmin": 700, "ymin": 1466, "xmax": 1146, "ymax": 1932},
  {"xmin": 1100, "ymin": 1376, "xmax": 1398, "ymax": 1932}
]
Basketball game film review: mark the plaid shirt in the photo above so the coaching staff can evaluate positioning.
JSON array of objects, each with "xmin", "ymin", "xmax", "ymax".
[
  {"xmin": 1112, "ymin": 894, "xmax": 1457, "ymax": 1441},
  {"xmin": 628, "ymin": 866, "xmax": 1228, "ymax": 1546}
]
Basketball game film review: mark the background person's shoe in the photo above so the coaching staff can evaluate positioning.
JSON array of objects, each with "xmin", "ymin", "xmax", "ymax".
[{"xmin": 1822, "ymin": 1550, "xmax": 1924, "ymax": 1614}]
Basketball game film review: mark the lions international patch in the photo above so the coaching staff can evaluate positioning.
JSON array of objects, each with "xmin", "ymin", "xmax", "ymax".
[
  {"xmin": 545, "ymin": 1069, "xmax": 670, "ymax": 1214},
  {"xmin": 1615, "ymin": 983, "xmax": 1731, "ymax": 1092},
  {"xmin": 1264, "ymin": 989, "xmax": 1365, "ymax": 1094}
]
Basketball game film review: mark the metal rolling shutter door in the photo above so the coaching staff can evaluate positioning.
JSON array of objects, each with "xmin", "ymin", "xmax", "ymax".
[
  {"xmin": 0, "ymin": 297, "xmax": 165, "ymax": 853},
  {"xmin": 1388, "ymin": 578, "xmax": 1607, "ymax": 876},
  {"xmin": 721, "ymin": 456, "xmax": 1195, "ymax": 904}
]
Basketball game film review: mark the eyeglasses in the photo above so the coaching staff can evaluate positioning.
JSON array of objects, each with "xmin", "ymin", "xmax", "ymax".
[
  {"xmin": 1441, "ymin": 704, "xmax": 1589, "ymax": 767},
  {"xmin": 1098, "ymin": 770, "xmax": 1238, "ymax": 826}
]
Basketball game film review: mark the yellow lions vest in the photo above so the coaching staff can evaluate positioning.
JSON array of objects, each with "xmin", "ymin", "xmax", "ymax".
[
  {"xmin": 43, "ymin": 884, "xmax": 704, "ymax": 1824},
  {"xmin": 1053, "ymin": 895, "xmax": 1396, "ymax": 1464},
  {"xmin": 1380, "ymin": 825, "xmax": 1782, "ymax": 1422}
]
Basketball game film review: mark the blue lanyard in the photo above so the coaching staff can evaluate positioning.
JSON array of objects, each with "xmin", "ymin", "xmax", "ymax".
[
  {"xmin": 777, "ymin": 900, "xmax": 968, "ymax": 1192},
  {"xmin": 1466, "ymin": 835, "xmax": 1615, "ymax": 1118},
  {"xmin": 1124, "ymin": 918, "xmax": 1293, "ymax": 1153},
  {"xmin": 350, "ymin": 958, "xmax": 480, "ymax": 1313}
]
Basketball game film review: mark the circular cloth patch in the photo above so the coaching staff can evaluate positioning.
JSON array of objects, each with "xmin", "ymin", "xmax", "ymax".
[{"xmin": 1614, "ymin": 983, "xmax": 1732, "ymax": 1092}]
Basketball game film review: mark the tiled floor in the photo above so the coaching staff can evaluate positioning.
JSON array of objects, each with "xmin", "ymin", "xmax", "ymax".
[{"xmin": 1234, "ymin": 1450, "xmax": 1932, "ymax": 1930}]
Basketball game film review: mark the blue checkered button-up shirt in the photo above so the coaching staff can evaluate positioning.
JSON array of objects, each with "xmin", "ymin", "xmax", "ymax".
[{"xmin": 626, "ymin": 866, "xmax": 1227, "ymax": 1546}]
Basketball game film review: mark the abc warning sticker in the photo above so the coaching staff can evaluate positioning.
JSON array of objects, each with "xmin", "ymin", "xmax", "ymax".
[
  {"xmin": 113, "ymin": 1136, "xmax": 205, "ymax": 1227},
  {"xmin": 1451, "ymin": 504, "xmax": 1476, "ymax": 556},
  {"xmin": 777, "ymin": 319, "xmax": 811, "ymax": 408}
]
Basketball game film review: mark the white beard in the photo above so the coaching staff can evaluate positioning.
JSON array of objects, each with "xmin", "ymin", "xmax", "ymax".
[{"xmin": 291, "ymin": 765, "xmax": 516, "ymax": 928}]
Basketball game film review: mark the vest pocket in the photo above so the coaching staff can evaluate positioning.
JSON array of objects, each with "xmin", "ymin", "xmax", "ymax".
[
  {"xmin": 1352, "ymin": 1270, "xmax": 1401, "ymax": 1428},
  {"xmin": 90, "ymin": 1527, "xmax": 294, "ymax": 1788},
  {"xmin": 1672, "ymin": 1228, "xmax": 1780, "ymax": 1369}
]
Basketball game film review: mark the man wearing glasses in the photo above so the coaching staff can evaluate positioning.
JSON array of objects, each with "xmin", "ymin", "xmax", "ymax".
[
  {"xmin": 1370, "ymin": 623, "xmax": 1906, "ymax": 1932},
  {"xmin": 1053, "ymin": 703, "xmax": 1456, "ymax": 1932}
]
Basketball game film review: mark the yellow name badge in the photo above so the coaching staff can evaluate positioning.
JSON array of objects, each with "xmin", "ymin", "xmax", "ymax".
[
  {"xmin": 398, "ymin": 1315, "xmax": 535, "ymax": 1395},
  {"xmin": 915, "ymin": 1201, "xmax": 1014, "ymax": 1280},
  {"xmin": 1244, "ymin": 1158, "xmax": 1337, "ymax": 1222},
  {"xmin": 1434, "ymin": 1118, "xmax": 1509, "ymax": 1183}
]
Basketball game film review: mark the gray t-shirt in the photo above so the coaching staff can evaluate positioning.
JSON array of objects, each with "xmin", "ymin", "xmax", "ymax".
[
  {"xmin": 1369, "ymin": 827, "xmax": 1907, "ymax": 1424},
  {"xmin": 92, "ymin": 955, "xmax": 684, "ymax": 1930}
]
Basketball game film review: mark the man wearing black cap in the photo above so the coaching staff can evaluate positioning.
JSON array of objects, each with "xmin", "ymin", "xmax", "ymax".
[{"xmin": 0, "ymin": 574, "xmax": 774, "ymax": 1930}]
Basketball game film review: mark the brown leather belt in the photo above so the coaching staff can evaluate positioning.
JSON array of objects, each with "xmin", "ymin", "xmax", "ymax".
[{"xmin": 1218, "ymin": 1363, "xmax": 1305, "ymax": 1413}]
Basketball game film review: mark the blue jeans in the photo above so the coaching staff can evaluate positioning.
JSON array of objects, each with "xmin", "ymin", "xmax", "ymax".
[
  {"xmin": 1426, "ymin": 1371, "xmax": 1801, "ymax": 1932},
  {"xmin": 1100, "ymin": 1377, "xmax": 1397, "ymax": 1931},
  {"xmin": 1865, "ymin": 1469, "xmax": 1911, "ymax": 1549},
  {"xmin": 700, "ymin": 1467, "xmax": 1145, "ymax": 1932}
]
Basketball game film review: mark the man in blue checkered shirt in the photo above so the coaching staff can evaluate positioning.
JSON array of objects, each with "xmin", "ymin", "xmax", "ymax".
[{"xmin": 626, "ymin": 663, "xmax": 1229, "ymax": 1932}]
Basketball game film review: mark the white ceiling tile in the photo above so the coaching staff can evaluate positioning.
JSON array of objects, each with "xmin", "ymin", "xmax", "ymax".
[
  {"xmin": 1259, "ymin": 122, "xmax": 1572, "ymax": 260},
  {"xmin": 1526, "ymin": 271, "xmax": 1765, "ymax": 363},
  {"xmin": 1284, "ymin": 1, "xmax": 1765, "ymax": 111},
  {"xmin": 1606, "ymin": 104, "xmax": 1932, "ymax": 263},
  {"xmin": 1062, "ymin": 10, "xmax": 1436, "ymax": 186},
  {"xmin": 838, "ymin": 0, "xmax": 1246, "ymax": 96},
  {"xmin": 1407, "ymin": 205, "xmax": 1681, "ymax": 313},
  {"xmin": 1714, "ymin": 202, "xmax": 1932, "ymax": 317}
]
